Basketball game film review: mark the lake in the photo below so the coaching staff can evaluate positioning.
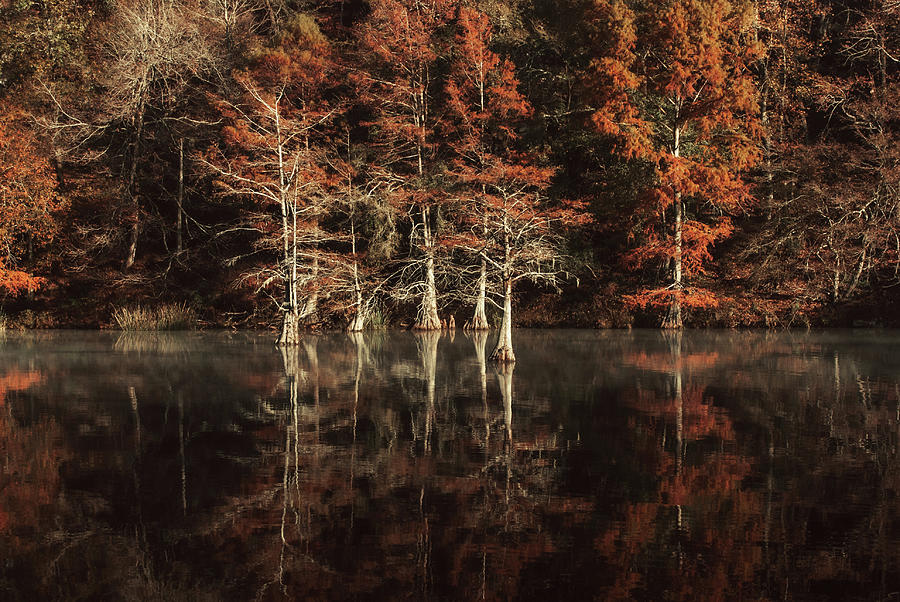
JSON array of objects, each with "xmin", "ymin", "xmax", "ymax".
[{"xmin": 1, "ymin": 329, "xmax": 900, "ymax": 600}]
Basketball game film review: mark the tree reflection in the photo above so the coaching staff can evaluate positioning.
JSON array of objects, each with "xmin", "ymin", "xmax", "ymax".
[
  {"xmin": 6, "ymin": 331, "xmax": 900, "ymax": 599},
  {"xmin": 414, "ymin": 329, "xmax": 440, "ymax": 456},
  {"xmin": 0, "ymin": 367, "xmax": 59, "ymax": 549},
  {"xmin": 596, "ymin": 331, "xmax": 761, "ymax": 600}
]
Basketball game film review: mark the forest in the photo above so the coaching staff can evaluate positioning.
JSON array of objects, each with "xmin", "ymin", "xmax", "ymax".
[{"xmin": 0, "ymin": 0, "xmax": 898, "ymax": 338}]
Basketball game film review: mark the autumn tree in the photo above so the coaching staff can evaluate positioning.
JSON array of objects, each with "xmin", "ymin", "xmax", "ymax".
[
  {"xmin": 203, "ymin": 13, "xmax": 341, "ymax": 344},
  {"xmin": 446, "ymin": 7, "xmax": 585, "ymax": 360},
  {"xmin": 357, "ymin": 0, "xmax": 456, "ymax": 330},
  {"xmin": 590, "ymin": 0, "xmax": 762, "ymax": 328},
  {"xmin": 0, "ymin": 111, "xmax": 64, "ymax": 298}
]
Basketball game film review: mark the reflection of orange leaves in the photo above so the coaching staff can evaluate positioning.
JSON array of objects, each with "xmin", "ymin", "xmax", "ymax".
[
  {"xmin": 623, "ymin": 350, "xmax": 721, "ymax": 372},
  {"xmin": 0, "ymin": 420, "xmax": 66, "ymax": 549},
  {"xmin": 629, "ymin": 386, "xmax": 735, "ymax": 443},
  {"xmin": 595, "ymin": 453, "xmax": 761, "ymax": 600},
  {"xmin": 234, "ymin": 372, "xmax": 280, "ymax": 394},
  {"xmin": 0, "ymin": 369, "xmax": 43, "ymax": 404},
  {"xmin": 660, "ymin": 456, "xmax": 752, "ymax": 506}
]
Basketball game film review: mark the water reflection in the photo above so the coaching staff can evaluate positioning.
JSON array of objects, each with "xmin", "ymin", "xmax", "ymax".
[{"xmin": 2, "ymin": 330, "xmax": 900, "ymax": 599}]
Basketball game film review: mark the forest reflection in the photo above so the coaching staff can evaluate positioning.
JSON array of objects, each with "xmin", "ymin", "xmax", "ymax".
[{"xmin": 2, "ymin": 330, "xmax": 900, "ymax": 600}]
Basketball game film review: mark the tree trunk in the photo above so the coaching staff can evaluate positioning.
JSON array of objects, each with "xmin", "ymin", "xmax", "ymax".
[
  {"xmin": 347, "ymin": 213, "xmax": 367, "ymax": 332},
  {"xmin": 469, "ymin": 257, "xmax": 489, "ymax": 330},
  {"xmin": 664, "ymin": 122, "xmax": 684, "ymax": 329},
  {"xmin": 125, "ymin": 221, "xmax": 139, "ymax": 270},
  {"xmin": 301, "ymin": 251, "xmax": 318, "ymax": 326},
  {"xmin": 277, "ymin": 310, "xmax": 300, "ymax": 346},
  {"xmin": 273, "ymin": 94, "xmax": 298, "ymax": 344},
  {"xmin": 348, "ymin": 287, "xmax": 368, "ymax": 332},
  {"xmin": 124, "ymin": 100, "xmax": 145, "ymax": 271},
  {"xmin": 176, "ymin": 137, "xmax": 184, "ymax": 255},
  {"xmin": 490, "ymin": 277, "xmax": 515, "ymax": 362},
  {"xmin": 663, "ymin": 193, "xmax": 684, "ymax": 329},
  {"xmin": 416, "ymin": 207, "xmax": 441, "ymax": 330}
]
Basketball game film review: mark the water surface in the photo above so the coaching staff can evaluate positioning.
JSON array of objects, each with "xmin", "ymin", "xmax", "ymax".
[{"xmin": 2, "ymin": 329, "xmax": 900, "ymax": 600}]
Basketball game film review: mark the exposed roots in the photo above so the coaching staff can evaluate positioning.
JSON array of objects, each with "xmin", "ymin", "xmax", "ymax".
[
  {"xmin": 490, "ymin": 345, "xmax": 515, "ymax": 363},
  {"xmin": 414, "ymin": 313, "xmax": 442, "ymax": 331},
  {"xmin": 465, "ymin": 312, "xmax": 489, "ymax": 331}
]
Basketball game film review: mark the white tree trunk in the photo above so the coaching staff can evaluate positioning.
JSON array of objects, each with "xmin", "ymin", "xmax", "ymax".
[
  {"xmin": 469, "ymin": 257, "xmax": 489, "ymax": 330},
  {"xmin": 490, "ymin": 277, "xmax": 515, "ymax": 362},
  {"xmin": 347, "ymin": 284, "xmax": 367, "ymax": 332},
  {"xmin": 416, "ymin": 207, "xmax": 441, "ymax": 330},
  {"xmin": 665, "ymin": 122, "xmax": 684, "ymax": 329},
  {"xmin": 664, "ymin": 192, "xmax": 684, "ymax": 329},
  {"xmin": 277, "ymin": 309, "xmax": 300, "ymax": 346},
  {"xmin": 347, "ymin": 218, "xmax": 367, "ymax": 331}
]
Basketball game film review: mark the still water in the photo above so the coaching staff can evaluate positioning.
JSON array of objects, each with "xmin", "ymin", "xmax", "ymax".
[{"xmin": 2, "ymin": 329, "xmax": 900, "ymax": 600}]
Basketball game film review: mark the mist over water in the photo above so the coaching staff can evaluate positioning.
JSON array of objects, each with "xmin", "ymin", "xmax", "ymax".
[{"xmin": 2, "ymin": 329, "xmax": 900, "ymax": 600}]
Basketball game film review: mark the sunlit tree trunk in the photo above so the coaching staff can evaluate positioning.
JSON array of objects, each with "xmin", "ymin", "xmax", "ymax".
[
  {"xmin": 417, "ymin": 205, "xmax": 441, "ymax": 330},
  {"xmin": 347, "ymin": 214, "xmax": 368, "ymax": 331},
  {"xmin": 491, "ymin": 276, "xmax": 514, "ymax": 362},
  {"xmin": 470, "ymin": 256, "xmax": 489, "ymax": 330},
  {"xmin": 271, "ymin": 92, "xmax": 299, "ymax": 346},
  {"xmin": 278, "ymin": 310, "xmax": 300, "ymax": 346},
  {"xmin": 664, "ymin": 120, "xmax": 684, "ymax": 329},
  {"xmin": 491, "ymin": 213, "xmax": 515, "ymax": 362}
]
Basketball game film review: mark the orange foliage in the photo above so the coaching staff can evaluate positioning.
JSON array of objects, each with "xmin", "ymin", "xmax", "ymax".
[
  {"xmin": 624, "ymin": 286, "xmax": 727, "ymax": 311},
  {"xmin": 0, "ymin": 108, "xmax": 63, "ymax": 296},
  {"xmin": 590, "ymin": 0, "xmax": 762, "ymax": 321}
]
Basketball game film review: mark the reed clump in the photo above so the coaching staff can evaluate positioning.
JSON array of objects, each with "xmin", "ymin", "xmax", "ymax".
[{"xmin": 112, "ymin": 303, "xmax": 197, "ymax": 331}]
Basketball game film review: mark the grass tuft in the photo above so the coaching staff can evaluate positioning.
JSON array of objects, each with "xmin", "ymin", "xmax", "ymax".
[{"xmin": 112, "ymin": 303, "xmax": 197, "ymax": 331}]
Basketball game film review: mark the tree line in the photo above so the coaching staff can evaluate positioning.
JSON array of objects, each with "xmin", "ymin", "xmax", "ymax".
[{"xmin": 0, "ymin": 0, "xmax": 898, "ymax": 346}]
